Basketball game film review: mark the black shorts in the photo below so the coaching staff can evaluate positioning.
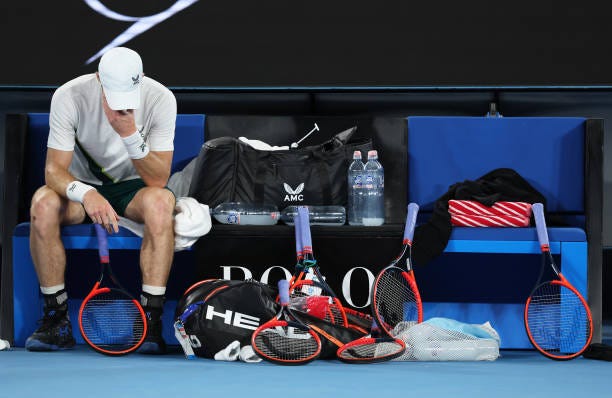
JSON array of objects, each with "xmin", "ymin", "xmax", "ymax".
[{"xmin": 91, "ymin": 179, "xmax": 146, "ymax": 217}]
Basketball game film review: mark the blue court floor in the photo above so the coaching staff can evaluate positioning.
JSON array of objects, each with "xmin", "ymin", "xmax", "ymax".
[{"xmin": 1, "ymin": 335, "xmax": 611, "ymax": 398}]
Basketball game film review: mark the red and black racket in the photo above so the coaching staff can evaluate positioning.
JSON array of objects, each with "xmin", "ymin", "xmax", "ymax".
[
  {"xmin": 371, "ymin": 203, "xmax": 423, "ymax": 336},
  {"xmin": 78, "ymin": 224, "xmax": 147, "ymax": 355},
  {"xmin": 251, "ymin": 279, "xmax": 322, "ymax": 365},
  {"xmin": 524, "ymin": 203, "xmax": 593, "ymax": 360},
  {"xmin": 337, "ymin": 335, "xmax": 406, "ymax": 364}
]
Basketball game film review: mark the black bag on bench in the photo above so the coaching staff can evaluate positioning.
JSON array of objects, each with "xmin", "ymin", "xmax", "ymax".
[{"xmin": 188, "ymin": 126, "xmax": 372, "ymax": 209}]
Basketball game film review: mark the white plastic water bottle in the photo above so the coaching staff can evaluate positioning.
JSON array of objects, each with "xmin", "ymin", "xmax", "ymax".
[
  {"xmin": 280, "ymin": 205, "xmax": 346, "ymax": 226},
  {"xmin": 210, "ymin": 202, "xmax": 280, "ymax": 225},
  {"xmin": 362, "ymin": 150, "xmax": 384, "ymax": 226},
  {"xmin": 348, "ymin": 150, "xmax": 365, "ymax": 225}
]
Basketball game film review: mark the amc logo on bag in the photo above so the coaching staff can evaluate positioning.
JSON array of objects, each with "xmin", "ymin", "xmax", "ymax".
[{"xmin": 283, "ymin": 182, "xmax": 305, "ymax": 202}]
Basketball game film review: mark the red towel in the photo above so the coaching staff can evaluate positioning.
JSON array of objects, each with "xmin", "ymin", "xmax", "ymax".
[{"xmin": 448, "ymin": 200, "xmax": 531, "ymax": 227}]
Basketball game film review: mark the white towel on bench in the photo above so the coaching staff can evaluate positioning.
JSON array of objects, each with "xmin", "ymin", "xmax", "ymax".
[{"xmin": 118, "ymin": 196, "xmax": 211, "ymax": 251}]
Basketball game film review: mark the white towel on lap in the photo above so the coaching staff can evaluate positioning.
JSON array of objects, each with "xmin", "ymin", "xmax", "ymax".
[{"xmin": 118, "ymin": 197, "xmax": 211, "ymax": 251}]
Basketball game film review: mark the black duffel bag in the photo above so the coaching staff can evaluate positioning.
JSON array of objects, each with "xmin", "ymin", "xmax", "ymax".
[
  {"xmin": 174, "ymin": 279, "xmax": 279, "ymax": 359},
  {"xmin": 173, "ymin": 278, "xmax": 366, "ymax": 360},
  {"xmin": 188, "ymin": 126, "xmax": 372, "ymax": 209}
]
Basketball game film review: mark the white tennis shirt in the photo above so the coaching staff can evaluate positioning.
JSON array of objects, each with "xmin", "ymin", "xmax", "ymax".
[{"xmin": 47, "ymin": 73, "xmax": 177, "ymax": 185}]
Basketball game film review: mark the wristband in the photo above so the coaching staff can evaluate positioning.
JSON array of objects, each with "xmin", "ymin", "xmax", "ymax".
[
  {"xmin": 66, "ymin": 181, "xmax": 96, "ymax": 203},
  {"xmin": 122, "ymin": 130, "xmax": 150, "ymax": 159}
]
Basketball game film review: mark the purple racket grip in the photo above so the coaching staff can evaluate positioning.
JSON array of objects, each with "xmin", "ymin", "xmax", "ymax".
[
  {"xmin": 94, "ymin": 224, "xmax": 110, "ymax": 262},
  {"xmin": 294, "ymin": 208, "xmax": 303, "ymax": 256},
  {"xmin": 298, "ymin": 206, "xmax": 312, "ymax": 249},
  {"xmin": 278, "ymin": 279, "xmax": 290, "ymax": 305},
  {"xmin": 531, "ymin": 203, "xmax": 550, "ymax": 247},
  {"xmin": 403, "ymin": 203, "xmax": 419, "ymax": 242}
]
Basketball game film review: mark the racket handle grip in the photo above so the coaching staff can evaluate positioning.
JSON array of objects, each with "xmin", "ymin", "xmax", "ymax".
[
  {"xmin": 278, "ymin": 279, "xmax": 290, "ymax": 305},
  {"xmin": 404, "ymin": 202, "xmax": 419, "ymax": 242},
  {"xmin": 94, "ymin": 224, "xmax": 109, "ymax": 260},
  {"xmin": 298, "ymin": 206, "xmax": 312, "ymax": 250},
  {"xmin": 294, "ymin": 210, "xmax": 302, "ymax": 256},
  {"xmin": 531, "ymin": 203, "xmax": 550, "ymax": 248}
]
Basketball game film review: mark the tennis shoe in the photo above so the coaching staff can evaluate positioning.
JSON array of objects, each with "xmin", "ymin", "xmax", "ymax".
[
  {"xmin": 25, "ymin": 307, "xmax": 76, "ymax": 351},
  {"xmin": 137, "ymin": 294, "xmax": 167, "ymax": 355},
  {"xmin": 138, "ymin": 315, "xmax": 167, "ymax": 354}
]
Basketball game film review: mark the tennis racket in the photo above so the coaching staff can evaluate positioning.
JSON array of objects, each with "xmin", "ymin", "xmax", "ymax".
[
  {"xmin": 371, "ymin": 203, "xmax": 423, "ymax": 336},
  {"xmin": 524, "ymin": 203, "xmax": 593, "ymax": 360},
  {"xmin": 337, "ymin": 335, "xmax": 406, "ymax": 364},
  {"xmin": 288, "ymin": 207, "xmax": 305, "ymax": 287},
  {"xmin": 251, "ymin": 279, "xmax": 322, "ymax": 365},
  {"xmin": 297, "ymin": 206, "xmax": 339, "ymax": 298},
  {"xmin": 78, "ymin": 224, "xmax": 147, "ymax": 355}
]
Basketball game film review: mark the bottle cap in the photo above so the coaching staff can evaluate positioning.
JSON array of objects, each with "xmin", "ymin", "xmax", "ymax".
[
  {"xmin": 353, "ymin": 150, "xmax": 361, "ymax": 159},
  {"xmin": 367, "ymin": 150, "xmax": 378, "ymax": 159}
]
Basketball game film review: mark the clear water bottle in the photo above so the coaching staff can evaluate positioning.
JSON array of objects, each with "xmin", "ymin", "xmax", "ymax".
[
  {"xmin": 348, "ymin": 150, "xmax": 365, "ymax": 225},
  {"xmin": 280, "ymin": 205, "xmax": 346, "ymax": 226},
  {"xmin": 210, "ymin": 202, "xmax": 280, "ymax": 225},
  {"xmin": 362, "ymin": 150, "xmax": 385, "ymax": 226}
]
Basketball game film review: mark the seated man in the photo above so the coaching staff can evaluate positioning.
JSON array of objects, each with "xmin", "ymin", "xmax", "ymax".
[{"xmin": 26, "ymin": 47, "xmax": 177, "ymax": 354}]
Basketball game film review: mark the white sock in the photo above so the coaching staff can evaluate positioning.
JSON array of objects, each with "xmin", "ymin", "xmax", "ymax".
[
  {"xmin": 142, "ymin": 285, "xmax": 166, "ymax": 296},
  {"xmin": 40, "ymin": 284, "xmax": 65, "ymax": 295}
]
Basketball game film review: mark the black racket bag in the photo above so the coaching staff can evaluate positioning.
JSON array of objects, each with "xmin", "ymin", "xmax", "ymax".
[
  {"xmin": 174, "ymin": 279, "xmax": 278, "ymax": 358},
  {"xmin": 174, "ymin": 278, "xmax": 368, "ymax": 360}
]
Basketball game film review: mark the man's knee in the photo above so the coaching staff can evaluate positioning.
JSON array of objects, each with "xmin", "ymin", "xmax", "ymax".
[
  {"xmin": 142, "ymin": 188, "xmax": 175, "ymax": 231},
  {"xmin": 30, "ymin": 187, "xmax": 63, "ymax": 226}
]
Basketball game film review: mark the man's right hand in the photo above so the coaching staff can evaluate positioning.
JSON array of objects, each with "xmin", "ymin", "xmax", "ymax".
[{"xmin": 82, "ymin": 190, "xmax": 119, "ymax": 233}]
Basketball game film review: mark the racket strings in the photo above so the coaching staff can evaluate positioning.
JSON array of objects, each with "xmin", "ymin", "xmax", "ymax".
[
  {"xmin": 80, "ymin": 290, "xmax": 145, "ymax": 351},
  {"xmin": 338, "ymin": 337, "xmax": 406, "ymax": 363},
  {"xmin": 526, "ymin": 283, "xmax": 591, "ymax": 355},
  {"xmin": 252, "ymin": 325, "xmax": 320, "ymax": 362},
  {"xmin": 374, "ymin": 269, "xmax": 420, "ymax": 331}
]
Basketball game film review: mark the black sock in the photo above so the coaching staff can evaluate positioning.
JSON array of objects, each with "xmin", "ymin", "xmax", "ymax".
[
  {"xmin": 140, "ymin": 292, "xmax": 165, "ymax": 320},
  {"xmin": 43, "ymin": 289, "xmax": 69, "ymax": 315}
]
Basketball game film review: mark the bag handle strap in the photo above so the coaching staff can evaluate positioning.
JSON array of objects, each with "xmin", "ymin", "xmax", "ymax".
[
  {"xmin": 254, "ymin": 161, "xmax": 268, "ymax": 205},
  {"xmin": 315, "ymin": 161, "xmax": 333, "ymax": 204}
]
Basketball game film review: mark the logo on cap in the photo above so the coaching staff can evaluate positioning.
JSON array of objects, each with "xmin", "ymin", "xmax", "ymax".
[{"xmin": 132, "ymin": 75, "xmax": 140, "ymax": 86}]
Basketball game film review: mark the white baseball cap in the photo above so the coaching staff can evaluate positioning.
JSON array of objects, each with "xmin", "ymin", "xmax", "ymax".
[{"xmin": 98, "ymin": 47, "xmax": 143, "ymax": 110}]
